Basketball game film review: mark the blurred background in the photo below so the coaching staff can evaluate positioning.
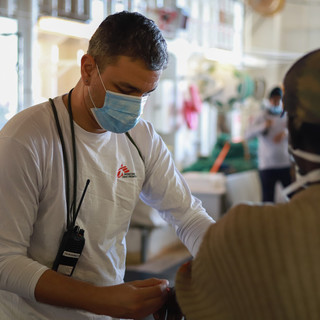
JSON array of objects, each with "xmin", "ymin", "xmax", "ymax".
[{"xmin": 1, "ymin": 0, "xmax": 318, "ymax": 170}]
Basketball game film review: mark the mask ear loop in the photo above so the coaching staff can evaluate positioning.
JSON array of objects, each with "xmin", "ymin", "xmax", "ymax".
[
  {"xmin": 289, "ymin": 145, "xmax": 320, "ymax": 163},
  {"xmin": 87, "ymin": 64, "xmax": 106, "ymax": 110},
  {"xmin": 88, "ymin": 86, "xmax": 98, "ymax": 109},
  {"xmin": 283, "ymin": 145, "xmax": 320, "ymax": 199},
  {"xmin": 282, "ymin": 168, "xmax": 320, "ymax": 198},
  {"xmin": 96, "ymin": 64, "xmax": 107, "ymax": 92}
]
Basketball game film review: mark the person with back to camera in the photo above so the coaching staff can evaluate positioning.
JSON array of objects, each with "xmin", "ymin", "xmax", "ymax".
[
  {"xmin": 174, "ymin": 48, "xmax": 320, "ymax": 320},
  {"xmin": 245, "ymin": 86, "xmax": 292, "ymax": 202},
  {"xmin": 0, "ymin": 11, "xmax": 214, "ymax": 320}
]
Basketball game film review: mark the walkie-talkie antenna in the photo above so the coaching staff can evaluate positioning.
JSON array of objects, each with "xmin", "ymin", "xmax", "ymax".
[{"xmin": 73, "ymin": 179, "xmax": 90, "ymax": 226}]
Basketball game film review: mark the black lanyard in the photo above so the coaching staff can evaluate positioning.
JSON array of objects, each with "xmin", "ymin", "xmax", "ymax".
[
  {"xmin": 49, "ymin": 90, "xmax": 144, "ymax": 229},
  {"xmin": 49, "ymin": 89, "xmax": 89, "ymax": 230}
]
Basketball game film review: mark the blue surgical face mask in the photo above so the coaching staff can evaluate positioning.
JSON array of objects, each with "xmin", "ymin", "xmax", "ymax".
[
  {"xmin": 89, "ymin": 65, "xmax": 147, "ymax": 133},
  {"xmin": 267, "ymin": 101, "xmax": 283, "ymax": 115}
]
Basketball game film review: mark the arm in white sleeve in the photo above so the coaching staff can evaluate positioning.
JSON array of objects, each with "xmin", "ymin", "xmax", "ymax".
[
  {"xmin": 135, "ymin": 122, "xmax": 215, "ymax": 257},
  {"xmin": 175, "ymin": 206, "xmax": 214, "ymax": 257},
  {"xmin": 0, "ymin": 137, "xmax": 48, "ymax": 300}
]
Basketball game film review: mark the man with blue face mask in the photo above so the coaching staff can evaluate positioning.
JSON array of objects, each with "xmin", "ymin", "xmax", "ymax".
[
  {"xmin": 0, "ymin": 11, "xmax": 214, "ymax": 320},
  {"xmin": 89, "ymin": 63, "xmax": 149, "ymax": 133},
  {"xmin": 174, "ymin": 48, "xmax": 320, "ymax": 320},
  {"xmin": 245, "ymin": 86, "xmax": 292, "ymax": 202}
]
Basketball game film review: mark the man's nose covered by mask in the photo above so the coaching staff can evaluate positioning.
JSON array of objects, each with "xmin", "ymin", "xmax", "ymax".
[{"xmin": 88, "ymin": 65, "xmax": 148, "ymax": 133}]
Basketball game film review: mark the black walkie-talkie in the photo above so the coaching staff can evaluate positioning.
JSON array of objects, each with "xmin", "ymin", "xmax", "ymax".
[
  {"xmin": 50, "ymin": 91, "xmax": 90, "ymax": 277},
  {"xmin": 52, "ymin": 179, "xmax": 90, "ymax": 276},
  {"xmin": 52, "ymin": 226, "xmax": 85, "ymax": 276}
]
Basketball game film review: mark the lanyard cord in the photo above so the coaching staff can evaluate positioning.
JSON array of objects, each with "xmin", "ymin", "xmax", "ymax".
[
  {"xmin": 67, "ymin": 89, "xmax": 78, "ymax": 229},
  {"xmin": 125, "ymin": 132, "xmax": 143, "ymax": 161},
  {"xmin": 50, "ymin": 90, "xmax": 143, "ymax": 228},
  {"xmin": 49, "ymin": 98, "xmax": 70, "ymax": 223},
  {"xmin": 49, "ymin": 89, "xmax": 78, "ymax": 230}
]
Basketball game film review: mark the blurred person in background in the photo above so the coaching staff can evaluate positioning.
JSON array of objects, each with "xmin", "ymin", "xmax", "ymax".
[{"xmin": 245, "ymin": 86, "xmax": 292, "ymax": 202}]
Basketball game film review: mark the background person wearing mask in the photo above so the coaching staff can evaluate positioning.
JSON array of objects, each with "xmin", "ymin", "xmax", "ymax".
[
  {"xmin": 245, "ymin": 86, "xmax": 292, "ymax": 202},
  {"xmin": 0, "ymin": 11, "xmax": 214, "ymax": 320},
  {"xmin": 175, "ymin": 48, "xmax": 320, "ymax": 320}
]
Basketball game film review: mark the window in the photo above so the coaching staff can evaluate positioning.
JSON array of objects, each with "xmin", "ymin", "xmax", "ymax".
[{"xmin": 0, "ymin": 17, "xmax": 18, "ymax": 129}]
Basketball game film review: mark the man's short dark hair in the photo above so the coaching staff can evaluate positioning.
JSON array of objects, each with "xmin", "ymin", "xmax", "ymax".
[
  {"xmin": 284, "ymin": 48, "xmax": 320, "ymax": 154},
  {"xmin": 87, "ymin": 11, "xmax": 168, "ymax": 71}
]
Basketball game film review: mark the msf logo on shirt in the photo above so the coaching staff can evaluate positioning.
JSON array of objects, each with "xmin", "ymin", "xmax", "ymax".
[{"xmin": 117, "ymin": 164, "xmax": 137, "ymax": 178}]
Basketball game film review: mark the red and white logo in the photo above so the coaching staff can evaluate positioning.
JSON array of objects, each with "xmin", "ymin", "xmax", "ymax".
[{"xmin": 117, "ymin": 164, "xmax": 136, "ymax": 178}]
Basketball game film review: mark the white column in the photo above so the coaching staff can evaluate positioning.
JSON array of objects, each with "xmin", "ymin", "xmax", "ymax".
[{"xmin": 17, "ymin": 0, "xmax": 38, "ymax": 109}]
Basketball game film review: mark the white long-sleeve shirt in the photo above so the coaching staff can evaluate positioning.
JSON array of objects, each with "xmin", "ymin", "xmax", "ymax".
[{"xmin": 0, "ymin": 95, "xmax": 214, "ymax": 319}]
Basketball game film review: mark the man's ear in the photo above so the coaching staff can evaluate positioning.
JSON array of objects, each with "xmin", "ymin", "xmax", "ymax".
[{"xmin": 81, "ymin": 54, "xmax": 96, "ymax": 85}]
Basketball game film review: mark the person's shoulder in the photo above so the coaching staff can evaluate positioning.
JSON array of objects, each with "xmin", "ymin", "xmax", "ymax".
[
  {"xmin": 290, "ymin": 185, "xmax": 320, "ymax": 209},
  {"xmin": 204, "ymin": 202, "xmax": 290, "ymax": 253},
  {"xmin": 132, "ymin": 118, "xmax": 155, "ymax": 134},
  {"xmin": 130, "ymin": 118, "xmax": 161, "ymax": 143},
  {"xmin": 0, "ymin": 99, "xmax": 55, "ymax": 142},
  {"xmin": 128, "ymin": 119, "xmax": 169, "ymax": 163},
  {"xmin": 5, "ymin": 99, "xmax": 51, "ymax": 126},
  {"xmin": 236, "ymin": 201, "xmax": 292, "ymax": 217},
  {"xmin": 217, "ymin": 201, "xmax": 288, "ymax": 231},
  {"xmin": 227, "ymin": 201, "xmax": 272, "ymax": 216}
]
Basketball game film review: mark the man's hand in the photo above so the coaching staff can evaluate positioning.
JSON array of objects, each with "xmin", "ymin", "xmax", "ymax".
[
  {"xmin": 35, "ymin": 270, "xmax": 169, "ymax": 319},
  {"xmin": 95, "ymin": 278, "xmax": 170, "ymax": 319},
  {"xmin": 265, "ymin": 119, "xmax": 273, "ymax": 129},
  {"xmin": 273, "ymin": 131, "xmax": 286, "ymax": 143}
]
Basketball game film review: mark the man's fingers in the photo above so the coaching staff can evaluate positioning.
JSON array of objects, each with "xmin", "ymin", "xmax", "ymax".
[
  {"xmin": 131, "ymin": 278, "xmax": 169, "ymax": 300},
  {"xmin": 119, "ymin": 278, "xmax": 170, "ymax": 318},
  {"xmin": 133, "ymin": 278, "xmax": 169, "ymax": 288},
  {"xmin": 132, "ymin": 291, "xmax": 169, "ymax": 319},
  {"xmin": 138, "ymin": 283, "xmax": 169, "ymax": 302}
]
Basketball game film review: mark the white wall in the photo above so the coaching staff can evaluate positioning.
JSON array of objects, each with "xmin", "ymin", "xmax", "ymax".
[{"xmin": 243, "ymin": 1, "xmax": 320, "ymax": 91}]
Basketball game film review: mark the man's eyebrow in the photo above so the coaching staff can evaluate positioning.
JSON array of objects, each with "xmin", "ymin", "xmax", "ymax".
[
  {"xmin": 116, "ymin": 82, "xmax": 140, "ymax": 92},
  {"xmin": 116, "ymin": 81, "xmax": 157, "ymax": 95}
]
